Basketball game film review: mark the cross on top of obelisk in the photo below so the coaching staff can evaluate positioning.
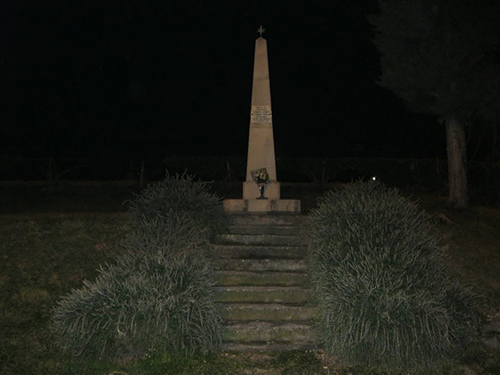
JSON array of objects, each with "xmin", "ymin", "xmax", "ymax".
[{"xmin": 257, "ymin": 25, "xmax": 265, "ymax": 37}]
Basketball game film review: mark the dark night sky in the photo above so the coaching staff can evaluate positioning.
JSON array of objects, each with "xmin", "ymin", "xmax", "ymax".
[{"xmin": 3, "ymin": 0, "xmax": 445, "ymax": 164}]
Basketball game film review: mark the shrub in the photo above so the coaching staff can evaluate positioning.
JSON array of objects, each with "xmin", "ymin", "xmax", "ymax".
[
  {"xmin": 52, "ymin": 173, "xmax": 227, "ymax": 360},
  {"xmin": 52, "ymin": 243, "xmax": 222, "ymax": 360},
  {"xmin": 124, "ymin": 211, "xmax": 215, "ymax": 258},
  {"xmin": 306, "ymin": 181, "xmax": 480, "ymax": 370},
  {"xmin": 127, "ymin": 171, "xmax": 228, "ymax": 243}
]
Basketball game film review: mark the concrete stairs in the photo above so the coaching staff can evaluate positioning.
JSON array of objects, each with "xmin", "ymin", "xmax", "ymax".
[{"xmin": 213, "ymin": 213, "xmax": 317, "ymax": 352}]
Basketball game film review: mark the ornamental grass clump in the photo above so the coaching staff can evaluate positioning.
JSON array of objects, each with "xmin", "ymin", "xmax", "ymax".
[
  {"xmin": 52, "ymin": 243, "xmax": 221, "ymax": 360},
  {"xmin": 127, "ymin": 172, "xmax": 228, "ymax": 243},
  {"xmin": 306, "ymin": 181, "xmax": 480, "ymax": 370},
  {"xmin": 52, "ymin": 173, "xmax": 226, "ymax": 360}
]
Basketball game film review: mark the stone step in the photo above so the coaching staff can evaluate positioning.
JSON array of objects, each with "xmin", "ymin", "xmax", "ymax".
[
  {"xmin": 214, "ymin": 259, "xmax": 308, "ymax": 272},
  {"xmin": 219, "ymin": 304, "xmax": 316, "ymax": 322},
  {"xmin": 212, "ymin": 244, "xmax": 307, "ymax": 259},
  {"xmin": 223, "ymin": 322, "xmax": 316, "ymax": 343},
  {"xmin": 221, "ymin": 343, "xmax": 318, "ymax": 352},
  {"xmin": 215, "ymin": 271, "xmax": 309, "ymax": 287},
  {"xmin": 214, "ymin": 286, "xmax": 312, "ymax": 304},
  {"xmin": 217, "ymin": 233, "xmax": 304, "ymax": 246},
  {"xmin": 228, "ymin": 213, "xmax": 304, "ymax": 226},
  {"xmin": 228, "ymin": 224, "xmax": 303, "ymax": 236},
  {"xmin": 216, "ymin": 214, "xmax": 314, "ymax": 351}
]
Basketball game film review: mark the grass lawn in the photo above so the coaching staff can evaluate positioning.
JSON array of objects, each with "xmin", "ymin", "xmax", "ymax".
[{"xmin": 1, "ymin": 181, "xmax": 499, "ymax": 375}]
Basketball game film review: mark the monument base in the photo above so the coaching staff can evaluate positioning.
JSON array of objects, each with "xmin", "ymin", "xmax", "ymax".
[{"xmin": 223, "ymin": 198, "xmax": 300, "ymax": 213}]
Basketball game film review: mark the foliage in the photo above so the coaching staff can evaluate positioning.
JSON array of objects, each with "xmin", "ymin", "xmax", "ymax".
[
  {"xmin": 368, "ymin": 1, "xmax": 500, "ymax": 207},
  {"xmin": 306, "ymin": 181, "xmax": 481, "ymax": 370},
  {"xmin": 368, "ymin": 0, "xmax": 500, "ymax": 121},
  {"xmin": 123, "ymin": 211, "xmax": 216, "ymax": 257},
  {"xmin": 127, "ymin": 171, "xmax": 228, "ymax": 242},
  {"xmin": 51, "ymin": 173, "xmax": 228, "ymax": 361},
  {"xmin": 51, "ymin": 238, "xmax": 222, "ymax": 360}
]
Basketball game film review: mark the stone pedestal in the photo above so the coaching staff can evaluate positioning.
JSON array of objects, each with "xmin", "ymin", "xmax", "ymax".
[
  {"xmin": 224, "ymin": 28, "xmax": 300, "ymax": 213},
  {"xmin": 224, "ymin": 198, "xmax": 300, "ymax": 213}
]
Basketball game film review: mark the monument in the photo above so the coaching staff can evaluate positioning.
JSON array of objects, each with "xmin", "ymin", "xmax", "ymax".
[{"xmin": 224, "ymin": 26, "xmax": 300, "ymax": 213}]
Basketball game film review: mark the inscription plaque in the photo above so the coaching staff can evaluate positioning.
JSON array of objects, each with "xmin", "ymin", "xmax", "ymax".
[{"xmin": 251, "ymin": 105, "xmax": 272, "ymax": 124}]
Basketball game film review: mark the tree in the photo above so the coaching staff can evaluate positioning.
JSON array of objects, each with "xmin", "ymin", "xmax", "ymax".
[{"xmin": 368, "ymin": 0, "xmax": 500, "ymax": 208}]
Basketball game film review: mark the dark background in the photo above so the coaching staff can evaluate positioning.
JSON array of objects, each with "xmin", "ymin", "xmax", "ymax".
[{"xmin": 4, "ymin": 1, "xmax": 445, "ymax": 173}]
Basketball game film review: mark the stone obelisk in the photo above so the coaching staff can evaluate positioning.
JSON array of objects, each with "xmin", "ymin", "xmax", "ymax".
[
  {"xmin": 224, "ymin": 26, "xmax": 300, "ymax": 213},
  {"xmin": 243, "ymin": 25, "xmax": 280, "ymax": 201}
]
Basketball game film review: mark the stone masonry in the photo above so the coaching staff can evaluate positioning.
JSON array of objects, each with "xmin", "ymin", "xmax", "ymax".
[{"xmin": 212, "ymin": 213, "xmax": 317, "ymax": 351}]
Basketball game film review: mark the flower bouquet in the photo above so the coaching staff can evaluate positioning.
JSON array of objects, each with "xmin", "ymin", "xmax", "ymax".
[{"xmin": 251, "ymin": 168, "xmax": 270, "ymax": 199}]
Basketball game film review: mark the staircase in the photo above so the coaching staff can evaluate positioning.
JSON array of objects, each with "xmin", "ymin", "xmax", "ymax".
[{"xmin": 212, "ymin": 213, "xmax": 317, "ymax": 351}]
